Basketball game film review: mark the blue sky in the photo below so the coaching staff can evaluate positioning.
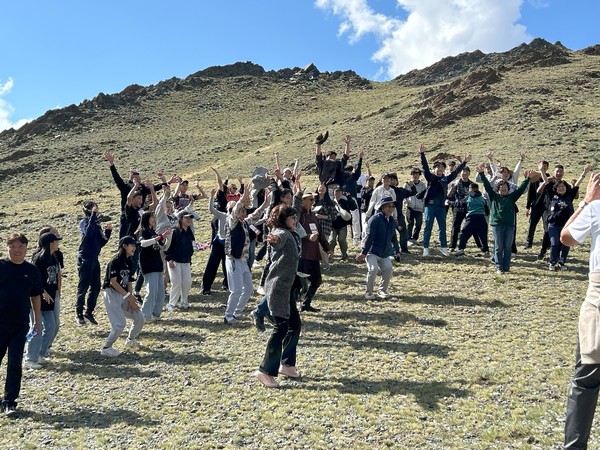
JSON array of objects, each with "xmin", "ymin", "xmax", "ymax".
[{"xmin": 1, "ymin": 0, "xmax": 598, "ymax": 131}]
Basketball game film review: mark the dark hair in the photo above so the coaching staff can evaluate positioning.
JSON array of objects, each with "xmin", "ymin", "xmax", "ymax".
[
  {"xmin": 6, "ymin": 233, "xmax": 28, "ymax": 246},
  {"xmin": 542, "ymin": 160, "xmax": 549, "ymax": 168},
  {"xmin": 495, "ymin": 180, "xmax": 509, "ymax": 192},
  {"xmin": 326, "ymin": 151, "xmax": 337, "ymax": 158},
  {"xmin": 83, "ymin": 201, "xmax": 97, "ymax": 217},
  {"xmin": 433, "ymin": 161, "xmax": 447, "ymax": 170},
  {"xmin": 140, "ymin": 211, "xmax": 154, "ymax": 231},
  {"xmin": 555, "ymin": 164, "xmax": 564, "ymax": 170},
  {"xmin": 281, "ymin": 188, "xmax": 293, "ymax": 199},
  {"xmin": 410, "ymin": 168, "xmax": 422, "ymax": 175},
  {"xmin": 470, "ymin": 183, "xmax": 479, "ymax": 191},
  {"xmin": 555, "ymin": 180, "xmax": 567, "ymax": 189},
  {"xmin": 266, "ymin": 205, "xmax": 297, "ymax": 229}
]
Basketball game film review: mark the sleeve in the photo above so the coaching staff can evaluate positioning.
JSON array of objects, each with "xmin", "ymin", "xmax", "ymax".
[
  {"xmin": 109, "ymin": 164, "xmax": 129, "ymax": 194},
  {"xmin": 566, "ymin": 207, "xmax": 595, "ymax": 244},
  {"xmin": 421, "ymin": 153, "xmax": 433, "ymax": 182},
  {"xmin": 30, "ymin": 264, "xmax": 44, "ymax": 297}
]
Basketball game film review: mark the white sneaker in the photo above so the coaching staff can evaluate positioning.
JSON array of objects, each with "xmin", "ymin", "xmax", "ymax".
[
  {"xmin": 100, "ymin": 347, "xmax": 121, "ymax": 357},
  {"xmin": 364, "ymin": 292, "xmax": 377, "ymax": 300},
  {"xmin": 125, "ymin": 339, "xmax": 141, "ymax": 349},
  {"xmin": 257, "ymin": 285, "xmax": 265, "ymax": 295},
  {"xmin": 422, "ymin": 248, "xmax": 430, "ymax": 257},
  {"xmin": 166, "ymin": 304, "xmax": 175, "ymax": 312},
  {"xmin": 377, "ymin": 291, "xmax": 389, "ymax": 299},
  {"xmin": 23, "ymin": 360, "xmax": 43, "ymax": 370},
  {"xmin": 37, "ymin": 356, "xmax": 49, "ymax": 364},
  {"xmin": 439, "ymin": 247, "xmax": 450, "ymax": 257}
]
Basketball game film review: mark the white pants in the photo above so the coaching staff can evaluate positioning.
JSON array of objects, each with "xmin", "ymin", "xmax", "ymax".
[
  {"xmin": 167, "ymin": 262, "xmax": 192, "ymax": 308},
  {"xmin": 225, "ymin": 258, "xmax": 253, "ymax": 320},
  {"xmin": 103, "ymin": 288, "xmax": 145, "ymax": 348},
  {"xmin": 366, "ymin": 254, "xmax": 393, "ymax": 294},
  {"xmin": 351, "ymin": 208, "xmax": 361, "ymax": 244}
]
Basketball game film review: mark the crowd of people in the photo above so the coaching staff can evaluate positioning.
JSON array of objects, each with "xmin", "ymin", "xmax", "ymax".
[{"xmin": 0, "ymin": 132, "xmax": 596, "ymax": 425}]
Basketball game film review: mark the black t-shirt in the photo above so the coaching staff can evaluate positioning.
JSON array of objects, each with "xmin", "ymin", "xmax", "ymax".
[
  {"xmin": 31, "ymin": 252, "xmax": 60, "ymax": 311},
  {"xmin": 124, "ymin": 205, "xmax": 142, "ymax": 237},
  {"xmin": 0, "ymin": 259, "xmax": 44, "ymax": 325},
  {"xmin": 103, "ymin": 254, "xmax": 134, "ymax": 290},
  {"xmin": 139, "ymin": 229, "xmax": 164, "ymax": 274}
]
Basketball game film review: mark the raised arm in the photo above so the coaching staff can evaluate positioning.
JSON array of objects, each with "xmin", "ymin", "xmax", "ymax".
[
  {"xmin": 211, "ymin": 167, "xmax": 225, "ymax": 192},
  {"xmin": 275, "ymin": 152, "xmax": 282, "ymax": 174},
  {"xmin": 573, "ymin": 163, "xmax": 593, "ymax": 188},
  {"xmin": 146, "ymin": 180, "xmax": 158, "ymax": 212},
  {"xmin": 126, "ymin": 181, "xmax": 141, "ymax": 206},
  {"xmin": 195, "ymin": 181, "xmax": 208, "ymax": 200}
]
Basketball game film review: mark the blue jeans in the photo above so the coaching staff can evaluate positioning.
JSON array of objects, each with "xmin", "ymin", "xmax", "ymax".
[
  {"xmin": 26, "ymin": 310, "xmax": 57, "ymax": 361},
  {"xmin": 548, "ymin": 224, "xmax": 570, "ymax": 264},
  {"xmin": 423, "ymin": 204, "xmax": 447, "ymax": 249},
  {"xmin": 492, "ymin": 225, "xmax": 514, "ymax": 272},
  {"xmin": 254, "ymin": 295, "xmax": 269, "ymax": 318}
]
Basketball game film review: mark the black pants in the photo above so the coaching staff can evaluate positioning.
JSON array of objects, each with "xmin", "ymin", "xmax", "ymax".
[
  {"xmin": 565, "ymin": 344, "xmax": 600, "ymax": 449},
  {"xmin": 201, "ymin": 238, "xmax": 228, "ymax": 293},
  {"xmin": 298, "ymin": 259, "xmax": 322, "ymax": 307},
  {"xmin": 259, "ymin": 281, "xmax": 302, "ymax": 376},
  {"xmin": 406, "ymin": 208, "xmax": 423, "ymax": 240},
  {"xmin": 526, "ymin": 207, "xmax": 545, "ymax": 246},
  {"xmin": 458, "ymin": 214, "xmax": 489, "ymax": 252},
  {"xmin": 396, "ymin": 213, "xmax": 409, "ymax": 252},
  {"xmin": 76, "ymin": 257, "xmax": 101, "ymax": 316},
  {"xmin": 0, "ymin": 322, "xmax": 28, "ymax": 407},
  {"xmin": 450, "ymin": 208, "xmax": 467, "ymax": 250}
]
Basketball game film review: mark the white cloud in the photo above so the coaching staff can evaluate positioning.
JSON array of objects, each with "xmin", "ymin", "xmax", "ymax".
[
  {"xmin": 0, "ymin": 78, "xmax": 31, "ymax": 132},
  {"xmin": 315, "ymin": 0, "xmax": 532, "ymax": 79}
]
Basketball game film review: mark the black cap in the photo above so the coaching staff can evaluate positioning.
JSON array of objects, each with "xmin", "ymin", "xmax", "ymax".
[
  {"xmin": 119, "ymin": 236, "xmax": 137, "ymax": 247},
  {"xmin": 40, "ymin": 232, "xmax": 62, "ymax": 246}
]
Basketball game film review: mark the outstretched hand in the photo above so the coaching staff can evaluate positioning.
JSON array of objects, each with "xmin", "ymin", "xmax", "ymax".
[{"xmin": 103, "ymin": 150, "xmax": 115, "ymax": 165}]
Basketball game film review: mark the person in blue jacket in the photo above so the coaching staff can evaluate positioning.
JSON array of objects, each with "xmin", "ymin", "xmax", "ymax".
[{"xmin": 356, "ymin": 197, "xmax": 401, "ymax": 300}]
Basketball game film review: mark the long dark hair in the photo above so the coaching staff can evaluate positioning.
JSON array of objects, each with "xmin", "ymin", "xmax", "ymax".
[{"xmin": 265, "ymin": 205, "xmax": 297, "ymax": 230}]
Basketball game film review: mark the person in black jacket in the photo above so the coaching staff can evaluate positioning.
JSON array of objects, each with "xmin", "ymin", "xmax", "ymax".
[
  {"xmin": 76, "ymin": 201, "xmax": 112, "ymax": 325},
  {"xmin": 164, "ymin": 213, "xmax": 195, "ymax": 311},
  {"xmin": 524, "ymin": 160, "xmax": 549, "ymax": 249}
]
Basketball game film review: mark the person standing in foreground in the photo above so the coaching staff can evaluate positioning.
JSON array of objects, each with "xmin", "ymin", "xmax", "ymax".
[
  {"xmin": 255, "ymin": 205, "xmax": 303, "ymax": 388},
  {"xmin": 100, "ymin": 236, "xmax": 144, "ymax": 357},
  {"xmin": 561, "ymin": 172, "xmax": 600, "ymax": 449},
  {"xmin": 356, "ymin": 197, "xmax": 401, "ymax": 299},
  {"xmin": 0, "ymin": 233, "xmax": 43, "ymax": 415}
]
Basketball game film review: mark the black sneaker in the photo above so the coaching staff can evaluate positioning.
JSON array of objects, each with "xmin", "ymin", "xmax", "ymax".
[
  {"xmin": 250, "ymin": 310, "xmax": 266, "ymax": 332},
  {"xmin": 84, "ymin": 313, "xmax": 98, "ymax": 325},
  {"xmin": 300, "ymin": 305, "xmax": 320, "ymax": 313},
  {"xmin": 201, "ymin": 290, "xmax": 212, "ymax": 296},
  {"xmin": 77, "ymin": 315, "xmax": 86, "ymax": 326},
  {"xmin": 4, "ymin": 404, "xmax": 16, "ymax": 416}
]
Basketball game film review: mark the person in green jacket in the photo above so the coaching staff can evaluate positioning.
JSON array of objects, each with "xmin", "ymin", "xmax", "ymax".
[{"xmin": 476, "ymin": 163, "xmax": 534, "ymax": 274}]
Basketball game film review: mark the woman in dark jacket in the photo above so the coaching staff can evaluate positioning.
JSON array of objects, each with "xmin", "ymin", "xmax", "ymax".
[
  {"xmin": 163, "ymin": 213, "xmax": 195, "ymax": 311},
  {"xmin": 255, "ymin": 205, "xmax": 302, "ymax": 388}
]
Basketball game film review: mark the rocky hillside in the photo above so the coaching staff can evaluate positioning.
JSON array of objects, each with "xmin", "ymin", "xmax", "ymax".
[{"xmin": 0, "ymin": 39, "xmax": 598, "ymax": 210}]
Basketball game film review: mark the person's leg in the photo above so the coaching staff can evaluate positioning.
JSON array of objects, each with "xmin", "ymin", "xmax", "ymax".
[
  {"xmin": 247, "ymin": 239, "xmax": 257, "ymax": 269},
  {"xmin": 50, "ymin": 291, "xmax": 61, "ymax": 347},
  {"xmin": 141, "ymin": 272, "xmax": 159, "ymax": 320},
  {"xmin": 548, "ymin": 225, "xmax": 560, "ymax": 264},
  {"xmin": 351, "ymin": 207, "xmax": 361, "ymax": 245},
  {"xmin": 152, "ymin": 273, "xmax": 165, "ymax": 318},
  {"xmin": 225, "ymin": 258, "xmax": 243, "ymax": 320},
  {"xmin": 4, "ymin": 323, "xmax": 28, "ymax": 407},
  {"xmin": 302, "ymin": 261, "xmax": 322, "ymax": 308},
  {"xmin": 501, "ymin": 226, "xmax": 514, "ymax": 272},
  {"xmin": 328, "ymin": 228, "xmax": 338, "ymax": 257},
  {"xmin": 491, "ymin": 226, "xmax": 503, "ymax": 271},
  {"xmin": 406, "ymin": 208, "xmax": 415, "ymax": 240},
  {"xmin": 526, "ymin": 208, "xmax": 543, "ymax": 247},
  {"xmin": 103, "ymin": 290, "xmax": 127, "ymax": 349},
  {"xmin": 233, "ymin": 263, "xmax": 253, "ymax": 317},
  {"xmin": 25, "ymin": 309, "xmax": 43, "ymax": 363},
  {"xmin": 396, "ymin": 214, "xmax": 408, "ymax": 252},
  {"xmin": 180, "ymin": 263, "xmax": 193, "ymax": 308},
  {"xmin": 365, "ymin": 254, "xmax": 379, "ymax": 294},
  {"xmin": 76, "ymin": 257, "xmax": 92, "ymax": 317},
  {"xmin": 259, "ymin": 253, "xmax": 272, "ymax": 289},
  {"xmin": 564, "ymin": 344, "xmax": 600, "ymax": 449},
  {"xmin": 86, "ymin": 259, "xmax": 102, "ymax": 316},
  {"xmin": 422, "ymin": 206, "xmax": 435, "ymax": 249},
  {"xmin": 450, "ymin": 209, "xmax": 465, "ymax": 250},
  {"xmin": 281, "ymin": 295, "xmax": 302, "ymax": 368},
  {"xmin": 254, "ymin": 295, "xmax": 270, "ymax": 318},
  {"xmin": 167, "ymin": 263, "xmax": 182, "ymax": 308},
  {"xmin": 123, "ymin": 308, "xmax": 145, "ymax": 341},
  {"xmin": 201, "ymin": 241, "xmax": 221, "ymax": 293},
  {"xmin": 39, "ymin": 311, "xmax": 56, "ymax": 358},
  {"xmin": 413, "ymin": 210, "xmax": 423, "ymax": 241},
  {"xmin": 319, "ymin": 244, "xmax": 330, "ymax": 270},
  {"xmin": 379, "ymin": 256, "xmax": 394, "ymax": 293},
  {"xmin": 259, "ymin": 315, "xmax": 289, "ymax": 376},
  {"xmin": 435, "ymin": 205, "xmax": 448, "ymax": 248},
  {"xmin": 511, "ymin": 213, "xmax": 518, "ymax": 254},
  {"xmin": 338, "ymin": 226, "xmax": 349, "ymax": 259}
]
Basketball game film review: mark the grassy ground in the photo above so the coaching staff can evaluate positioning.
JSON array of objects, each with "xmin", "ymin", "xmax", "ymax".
[{"xmin": 0, "ymin": 192, "xmax": 594, "ymax": 449}]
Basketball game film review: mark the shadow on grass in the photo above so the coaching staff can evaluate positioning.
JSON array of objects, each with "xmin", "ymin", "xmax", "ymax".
[
  {"xmin": 305, "ymin": 377, "xmax": 469, "ymax": 410},
  {"xmin": 401, "ymin": 295, "xmax": 508, "ymax": 308},
  {"xmin": 310, "ymin": 310, "xmax": 448, "ymax": 328},
  {"xmin": 17, "ymin": 406, "xmax": 159, "ymax": 428}
]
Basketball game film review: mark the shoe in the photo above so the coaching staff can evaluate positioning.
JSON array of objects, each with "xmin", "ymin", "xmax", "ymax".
[
  {"xmin": 257, "ymin": 285, "xmax": 266, "ymax": 295},
  {"xmin": 252, "ymin": 261, "xmax": 261, "ymax": 269},
  {"xmin": 3, "ymin": 404, "xmax": 16, "ymax": 416},
  {"xmin": 439, "ymin": 247, "xmax": 450, "ymax": 257},
  {"xmin": 422, "ymin": 248, "xmax": 430, "ymax": 257},
  {"xmin": 537, "ymin": 254, "xmax": 545, "ymax": 261},
  {"xmin": 364, "ymin": 292, "xmax": 376, "ymax": 300},
  {"xmin": 279, "ymin": 364, "xmax": 300, "ymax": 379},
  {"xmin": 300, "ymin": 305, "xmax": 320, "ymax": 313},
  {"xmin": 255, "ymin": 370, "xmax": 279, "ymax": 388},
  {"xmin": 145, "ymin": 316, "xmax": 156, "ymax": 323},
  {"xmin": 180, "ymin": 304, "xmax": 190, "ymax": 311},
  {"xmin": 454, "ymin": 249, "xmax": 465, "ymax": 257},
  {"xmin": 224, "ymin": 316, "xmax": 240, "ymax": 325},
  {"xmin": 449, "ymin": 248, "xmax": 456, "ymax": 253},
  {"xmin": 84, "ymin": 312, "xmax": 98, "ymax": 325},
  {"xmin": 76, "ymin": 315, "xmax": 86, "ymax": 326},
  {"xmin": 100, "ymin": 347, "xmax": 121, "ymax": 357},
  {"xmin": 407, "ymin": 239, "xmax": 415, "ymax": 247},
  {"xmin": 38, "ymin": 356, "xmax": 49, "ymax": 364},
  {"xmin": 23, "ymin": 360, "xmax": 43, "ymax": 370},
  {"xmin": 495, "ymin": 269, "xmax": 504, "ymax": 275},
  {"xmin": 483, "ymin": 251, "xmax": 491, "ymax": 258},
  {"xmin": 201, "ymin": 290, "xmax": 212, "ymax": 296},
  {"xmin": 166, "ymin": 304, "xmax": 175, "ymax": 312},
  {"xmin": 314, "ymin": 130, "xmax": 329, "ymax": 145},
  {"xmin": 340, "ymin": 255, "xmax": 348, "ymax": 261},
  {"xmin": 125, "ymin": 338, "xmax": 141, "ymax": 349},
  {"xmin": 151, "ymin": 315, "xmax": 161, "ymax": 321},
  {"xmin": 377, "ymin": 290, "xmax": 389, "ymax": 299},
  {"xmin": 559, "ymin": 263, "xmax": 568, "ymax": 271},
  {"xmin": 548, "ymin": 263, "xmax": 557, "ymax": 271},
  {"xmin": 250, "ymin": 310, "xmax": 266, "ymax": 332},
  {"xmin": 524, "ymin": 243, "xmax": 532, "ymax": 249}
]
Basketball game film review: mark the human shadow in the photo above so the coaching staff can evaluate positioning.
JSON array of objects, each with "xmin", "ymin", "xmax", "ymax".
[
  {"xmin": 400, "ymin": 295, "xmax": 508, "ymax": 308},
  {"xmin": 16, "ymin": 406, "xmax": 160, "ymax": 429},
  {"xmin": 302, "ymin": 376, "xmax": 469, "ymax": 410}
]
